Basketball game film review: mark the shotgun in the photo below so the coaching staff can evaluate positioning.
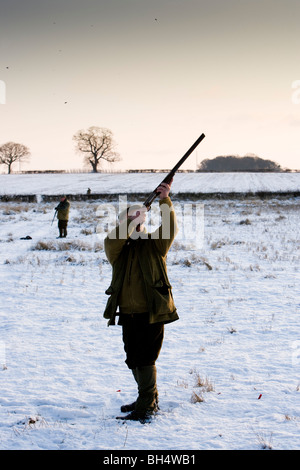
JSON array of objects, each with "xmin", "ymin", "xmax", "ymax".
[
  {"xmin": 143, "ymin": 133, "xmax": 205, "ymax": 208},
  {"xmin": 51, "ymin": 209, "xmax": 57, "ymax": 225}
]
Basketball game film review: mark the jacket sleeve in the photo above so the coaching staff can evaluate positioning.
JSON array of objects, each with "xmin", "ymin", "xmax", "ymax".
[
  {"xmin": 152, "ymin": 197, "xmax": 178, "ymax": 257},
  {"xmin": 104, "ymin": 219, "xmax": 134, "ymax": 265}
]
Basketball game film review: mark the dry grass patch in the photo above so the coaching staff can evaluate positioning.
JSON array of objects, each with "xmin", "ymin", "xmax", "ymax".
[
  {"xmin": 189, "ymin": 369, "xmax": 215, "ymax": 404},
  {"xmin": 32, "ymin": 239, "xmax": 103, "ymax": 252},
  {"xmin": 193, "ymin": 372, "xmax": 215, "ymax": 392}
]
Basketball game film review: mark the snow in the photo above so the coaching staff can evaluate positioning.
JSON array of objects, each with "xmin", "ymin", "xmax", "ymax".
[
  {"xmin": 0, "ymin": 173, "xmax": 299, "ymax": 450},
  {"xmin": 0, "ymin": 171, "xmax": 300, "ymax": 197}
]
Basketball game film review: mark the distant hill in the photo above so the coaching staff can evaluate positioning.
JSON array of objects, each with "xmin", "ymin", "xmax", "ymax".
[{"xmin": 197, "ymin": 155, "xmax": 284, "ymax": 172}]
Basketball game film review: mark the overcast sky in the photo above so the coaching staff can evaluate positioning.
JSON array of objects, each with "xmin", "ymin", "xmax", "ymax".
[{"xmin": 0, "ymin": 0, "xmax": 299, "ymax": 171}]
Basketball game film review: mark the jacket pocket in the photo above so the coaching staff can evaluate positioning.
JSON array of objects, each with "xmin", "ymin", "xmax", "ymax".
[
  {"xmin": 105, "ymin": 285, "xmax": 114, "ymax": 295},
  {"xmin": 152, "ymin": 280, "xmax": 174, "ymax": 313},
  {"xmin": 153, "ymin": 279, "xmax": 172, "ymax": 296}
]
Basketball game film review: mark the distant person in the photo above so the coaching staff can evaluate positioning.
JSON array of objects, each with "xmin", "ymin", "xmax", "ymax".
[
  {"xmin": 103, "ymin": 181, "xmax": 178, "ymax": 423},
  {"xmin": 55, "ymin": 196, "xmax": 70, "ymax": 238}
]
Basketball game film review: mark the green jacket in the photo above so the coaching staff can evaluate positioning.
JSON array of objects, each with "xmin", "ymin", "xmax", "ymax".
[
  {"xmin": 103, "ymin": 197, "xmax": 179, "ymax": 326},
  {"xmin": 56, "ymin": 200, "xmax": 70, "ymax": 221}
]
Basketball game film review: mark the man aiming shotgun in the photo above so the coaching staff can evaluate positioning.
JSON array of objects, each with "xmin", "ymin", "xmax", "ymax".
[{"xmin": 103, "ymin": 133, "xmax": 205, "ymax": 423}]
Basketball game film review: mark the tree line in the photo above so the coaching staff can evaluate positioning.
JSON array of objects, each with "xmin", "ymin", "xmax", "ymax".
[
  {"xmin": 197, "ymin": 155, "xmax": 283, "ymax": 172},
  {"xmin": 0, "ymin": 128, "xmax": 285, "ymax": 174}
]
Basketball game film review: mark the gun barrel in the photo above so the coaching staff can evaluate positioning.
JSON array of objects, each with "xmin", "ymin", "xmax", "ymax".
[{"xmin": 143, "ymin": 133, "xmax": 205, "ymax": 208}]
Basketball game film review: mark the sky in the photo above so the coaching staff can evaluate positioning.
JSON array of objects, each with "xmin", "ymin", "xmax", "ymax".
[{"xmin": 0, "ymin": 0, "xmax": 300, "ymax": 172}]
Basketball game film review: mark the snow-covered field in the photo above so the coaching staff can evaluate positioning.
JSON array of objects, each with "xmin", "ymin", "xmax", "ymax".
[
  {"xmin": 1, "ymin": 171, "xmax": 300, "ymax": 197},
  {"xmin": 0, "ymin": 173, "xmax": 299, "ymax": 450}
]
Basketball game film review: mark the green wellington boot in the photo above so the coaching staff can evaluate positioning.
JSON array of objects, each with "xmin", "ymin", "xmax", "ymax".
[
  {"xmin": 120, "ymin": 369, "xmax": 138, "ymax": 413},
  {"xmin": 117, "ymin": 365, "xmax": 158, "ymax": 423}
]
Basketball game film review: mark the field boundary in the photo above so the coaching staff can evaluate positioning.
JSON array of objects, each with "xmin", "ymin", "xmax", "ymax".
[{"xmin": 1, "ymin": 191, "xmax": 300, "ymax": 202}]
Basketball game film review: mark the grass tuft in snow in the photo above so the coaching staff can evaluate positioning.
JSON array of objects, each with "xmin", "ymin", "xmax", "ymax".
[
  {"xmin": 255, "ymin": 432, "xmax": 274, "ymax": 450},
  {"xmin": 31, "ymin": 239, "xmax": 103, "ymax": 252}
]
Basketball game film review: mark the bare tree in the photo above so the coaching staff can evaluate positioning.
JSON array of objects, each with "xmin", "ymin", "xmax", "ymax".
[
  {"xmin": 0, "ymin": 142, "xmax": 31, "ymax": 174},
  {"xmin": 73, "ymin": 126, "xmax": 120, "ymax": 173}
]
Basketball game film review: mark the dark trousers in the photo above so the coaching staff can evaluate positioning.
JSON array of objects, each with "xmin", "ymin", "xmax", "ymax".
[
  {"xmin": 58, "ymin": 220, "xmax": 68, "ymax": 237},
  {"xmin": 119, "ymin": 313, "xmax": 164, "ymax": 370}
]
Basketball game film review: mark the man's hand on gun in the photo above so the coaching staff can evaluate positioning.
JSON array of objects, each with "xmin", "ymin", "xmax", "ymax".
[
  {"xmin": 156, "ymin": 179, "xmax": 173, "ymax": 200},
  {"xmin": 128, "ymin": 179, "xmax": 173, "ymax": 226}
]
